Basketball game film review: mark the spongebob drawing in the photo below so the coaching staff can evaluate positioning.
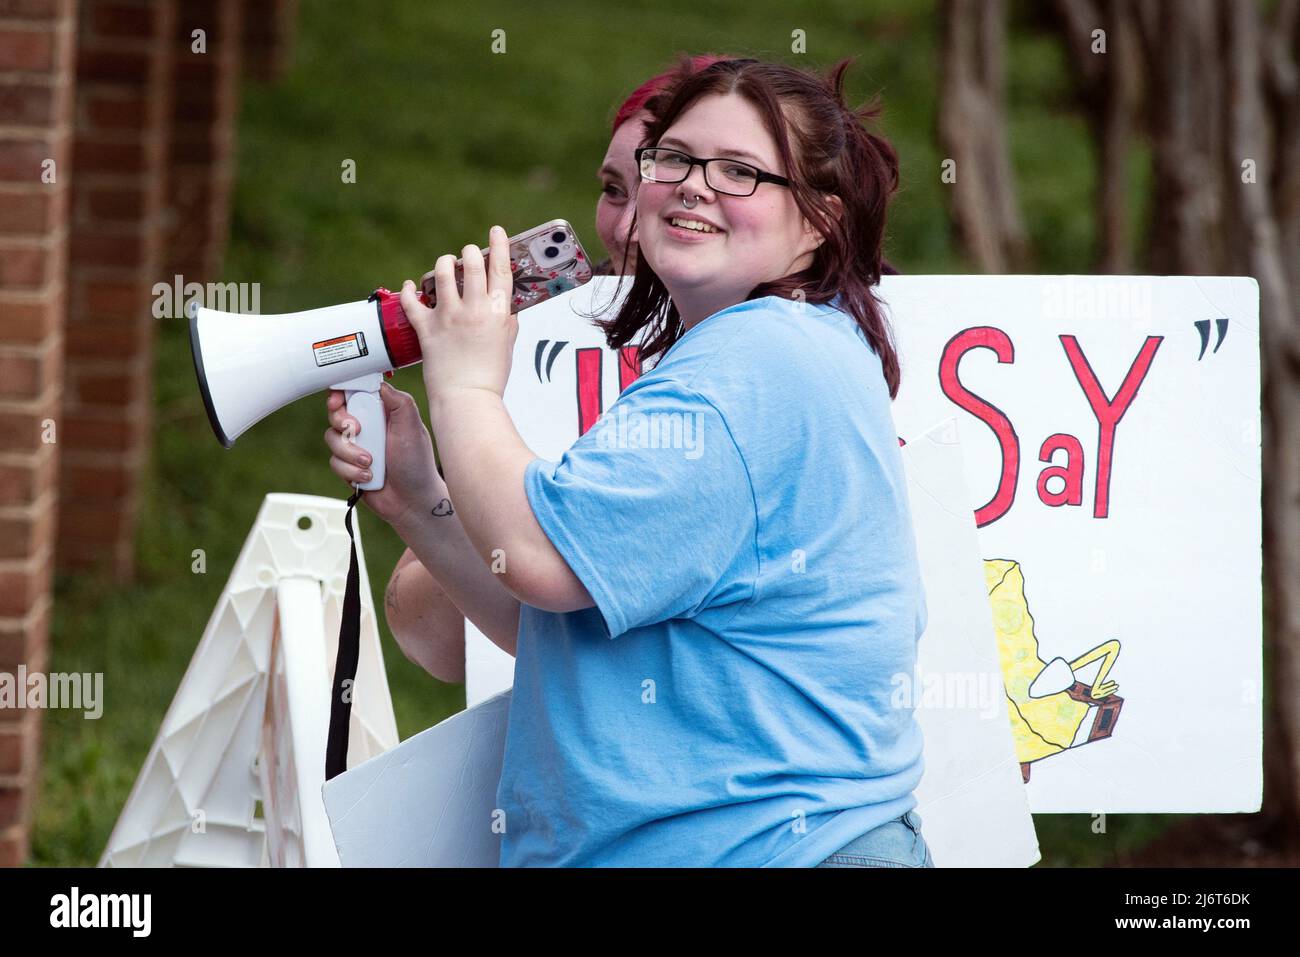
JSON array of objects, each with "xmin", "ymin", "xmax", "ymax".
[{"xmin": 984, "ymin": 558, "xmax": 1124, "ymax": 783}]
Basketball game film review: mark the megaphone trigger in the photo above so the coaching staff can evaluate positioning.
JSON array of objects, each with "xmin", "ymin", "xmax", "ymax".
[{"xmin": 331, "ymin": 371, "xmax": 387, "ymax": 491}]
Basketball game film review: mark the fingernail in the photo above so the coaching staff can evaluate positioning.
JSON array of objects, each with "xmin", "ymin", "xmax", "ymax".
[
  {"xmin": 359, "ymin": 454, "xmax": 371, "ymax": 466},
  {"xmin": 491, "ymin": 224, "xmax": 504, "ymax": 237},
  {"xmin": 361, "ymin": 470, "xmax": 372, "ymax": 481}
]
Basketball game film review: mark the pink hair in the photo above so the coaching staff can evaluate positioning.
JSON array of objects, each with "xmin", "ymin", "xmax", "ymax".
[{"xmin": 612, "ymin": 54, "xmax": 732, "ymax": 135}]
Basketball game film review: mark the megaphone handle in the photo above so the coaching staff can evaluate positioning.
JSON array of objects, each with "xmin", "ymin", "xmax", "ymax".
[
  {"xmin": 346, "ymin": 388, "xmax": 386, "ymax": 490},
  {"xmin": 332, "ymin": 371, "xmax": 387, "ymax": 491}
]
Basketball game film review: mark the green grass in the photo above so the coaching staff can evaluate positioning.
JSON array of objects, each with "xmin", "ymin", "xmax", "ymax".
[{"xmin": 33, "ymin": 0, "xmax": 1157, "ymax": 866}]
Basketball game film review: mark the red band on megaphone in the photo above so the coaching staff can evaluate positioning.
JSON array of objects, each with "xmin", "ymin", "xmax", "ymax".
[{"xmin": 370, "ymin": 287, "xmax": 426, "ymax": 369}]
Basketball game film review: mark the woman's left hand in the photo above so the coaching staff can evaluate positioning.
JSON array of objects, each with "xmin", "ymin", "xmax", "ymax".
[{"xmin": 399, "ymin": 224, "xmax": 517, "ymax": 405}]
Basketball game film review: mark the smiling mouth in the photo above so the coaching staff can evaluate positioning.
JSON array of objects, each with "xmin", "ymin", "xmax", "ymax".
[{"xmin": 666, "ymin": 217, "xmax": 724, "ymax": 235}]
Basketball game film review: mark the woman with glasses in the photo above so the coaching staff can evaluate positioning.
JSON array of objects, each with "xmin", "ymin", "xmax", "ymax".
[{"xmin": 326, "ymin": 56, "xmax": 932, "ymax": 868}]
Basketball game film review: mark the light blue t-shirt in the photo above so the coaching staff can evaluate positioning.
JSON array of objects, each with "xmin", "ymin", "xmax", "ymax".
[{"xmin": 499, "ymin": 293, "xmax": 928, "ymax": 867}]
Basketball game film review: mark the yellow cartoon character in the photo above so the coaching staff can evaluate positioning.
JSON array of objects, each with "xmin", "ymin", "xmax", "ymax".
[{"xmin": 984, "ymin": 558, "xmax": 1123, "ymax": 783}]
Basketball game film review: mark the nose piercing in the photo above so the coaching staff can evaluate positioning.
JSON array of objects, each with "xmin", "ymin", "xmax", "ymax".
[{"xmin": 681, "ymin": 194, "xmax": 699, "ymax": 209}]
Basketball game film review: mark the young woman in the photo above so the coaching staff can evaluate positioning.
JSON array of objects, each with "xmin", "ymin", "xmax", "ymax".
[{"xmin": 325, "ymin": 56, "xmax": 932, "ymax": 868}]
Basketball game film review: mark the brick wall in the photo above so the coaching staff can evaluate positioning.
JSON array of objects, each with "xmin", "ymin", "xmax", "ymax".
[
  {"xmin": 0, "ymin": 0, "xmax": 77, "ymax": 869},
  {"xmin": 0, "ymin": 0, "xmax": 296, "ymax": 869},
  {"xmin": 164, "ymin": 0, "xmax": 242, "ymax": 283},
  {"xmin": 58, "ymin": 0, "xmax": 176, "ymax": 579}
]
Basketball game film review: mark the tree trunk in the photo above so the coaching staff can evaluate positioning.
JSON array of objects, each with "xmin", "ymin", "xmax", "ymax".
[
  {"xmin": 1225, "ymin": 0, "xmax": 1300, "ymax": 849},
  {"xmin": 1051, "ymin": 0, "xmax": 1140, "ymax": 272},
  {"xmin": 943, "ymin": 0, "xmax": 1300, "ymax": 851},
  {"xmin": 937, "ymin": 0, "xmax": 1030, "ymax": 272}
]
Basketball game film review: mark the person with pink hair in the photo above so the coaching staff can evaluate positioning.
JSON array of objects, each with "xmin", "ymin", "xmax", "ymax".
[
  {"xmin": 372, "ymin": 56, "xmax": 729, "ymax": 684},
  {"xmin": 593, "ymin": 54, "xmax": 729, "ymax": 276}
]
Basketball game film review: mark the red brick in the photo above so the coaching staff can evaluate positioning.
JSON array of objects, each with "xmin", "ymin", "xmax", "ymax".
[
  {"xmin": 0, "ymin": 0, "xmax": 65, "ymax": 19},
  {"xmin": 0, "ymin": 396, "xmax": 58, "ymax": 453},
  {"xmin": 91, "ymin": 2, "xmax": 159, "ymax": 39},
  {"xmin": 61, "ymin": 461, "xmax": 130, "ymax": 498},
  {"xmin": 0, "ymin": 243, "xmax": 47, "ymax": 287},
  {"xmin": 172, "ymin": 62, "xmax": 222, "ymax": 88},
  {"xmin": 0, "ymin": 187, "xmax": 60, "ymax": 234},
  {"xmin": 0, "ymin": 84, "xmax": 53, "ymax": 126},
  {"xmin": 84, "ymin": 184, "xmax": 145, "ymax": 220},
  {"xmin": 0, "ymin": 293, "xmax": 61, "ymax": 342},
  {"xmin": 60, "ymin": 411, "xmax": 145, "ymax": 451},
  {"xmin": 83, "ymin": 279, "xmax": 144, "ymax": 315},
  {"xmin": 0, "ymin": 716, "xmax": 41, "ymax": 782},
  {"xmin": 169, "ymin": 134, "xmax": 225, "ymax": 165},
  {"xmin": 72, "ymin": 135, "xmax": 147, "ymax": 175},
  {"xmin": 69, "ymin": 230, "xmax": 144, "ymax": 268},
  {"xmin": 4, "ymin": 634, "xmax": 46, "ymax": 681},
  {"xmin": 0, "ymin": 355, "xmax": 40, "ymax": 397},
  {"xmin": 0, "ymin": 824, "xmax": 29, "ymax": 867},
  {"xmin": 0, "ymin": 26, "xmax": 54, "ymax": 71},
  {"xmin": 0, "ymin": 548, "xmax": 53, "ymax": 617},
  {"xmin": 0, "ymin": 345, "xmax": 57, "ymax": 398},
  {"xmin": 74, "ymin": 48, "xmax": 151, "ymax": 83},
  {"xmin": 84, "ymin": 91, "xmax": 147, "ymax": 130},
  {"xmin": 0, "ymin": 448, "xmax": 55, "ymax": 507},
  {"xmin": 167, "ymin": 92, "xmax": 215, "ymax": 126},
  {"xmin": 56, "ymin": 501, "xmax": 132, "ymax": 542},
  {"xmin": 0, "ymin": 596, "xmax": 49, "ymax": 668},
  {"xmin": 0, "ymin": 720, "xmax": 36, "ymax": 776},
  {"xmin": 0, "ymin": 780, "xmax": 30, "ymax": 832},
  {"xmin": 0, "ymin": 498, "xmax": 55, "ymax": 560},
  {"xmin": 0, "ymin": 137, "xmax": 54, "ymax": 182},
  {"xmin": 63, "ymin": 318, "xmax": 149, "ymax": 358},
  {"xmin": 71, "ymin": 370, "xmax": 139, "ymax": 405}
]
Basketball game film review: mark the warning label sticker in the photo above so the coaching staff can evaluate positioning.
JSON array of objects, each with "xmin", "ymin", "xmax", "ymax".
[{"xmin": 312, "ymin": 332, "xmax": 368, "ymax": 367}]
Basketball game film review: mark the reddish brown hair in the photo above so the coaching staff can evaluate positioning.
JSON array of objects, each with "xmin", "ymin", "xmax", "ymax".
[
  {"xmin": 593, "ymin": 56, "xmax": 903, "ymax": 397},
  {"xmin": 611, "ymin": 54, "xmax": 730, "ymax": 136}
]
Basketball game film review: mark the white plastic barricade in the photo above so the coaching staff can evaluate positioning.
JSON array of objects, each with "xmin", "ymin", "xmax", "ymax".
[{"xmin": 100, "ymin": 494, "xmax": 398, "ymax": 867}]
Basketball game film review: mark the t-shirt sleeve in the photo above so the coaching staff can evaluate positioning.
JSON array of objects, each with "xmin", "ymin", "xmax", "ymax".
[{"xmin": 523, "ymin": 376, "xmax": 757, "ymax": 639}]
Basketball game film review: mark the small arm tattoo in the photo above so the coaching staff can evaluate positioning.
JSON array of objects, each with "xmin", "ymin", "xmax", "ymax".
[{"xmin": 431, "ymin": 498, "xmax": 454, "ymax": 517}]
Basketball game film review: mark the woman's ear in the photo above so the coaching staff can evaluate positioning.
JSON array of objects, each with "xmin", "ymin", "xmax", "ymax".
[
  {"xmin": 826, "ymin": 194, "xmax": 844, "ymax": 223},
  {"xmin": 802, "ymin": 194, "xmax": 844, "ymax": 251}
]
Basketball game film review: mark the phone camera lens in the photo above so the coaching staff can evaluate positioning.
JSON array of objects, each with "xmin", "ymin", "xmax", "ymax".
[
  {"xmin": 550, "ymin": 230, "xmax": 567, "ymax": 243},
  {"xmin": 543, "ymin": 246, "xmax": 559, "ymax": 258}
]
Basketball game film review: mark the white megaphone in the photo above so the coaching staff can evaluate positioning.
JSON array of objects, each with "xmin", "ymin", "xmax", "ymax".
[
  {"xmin": 188, "ymin": 287, "xmax": 424, "ymax": 491},
  {"xmin": 188, "ymin": 219, "xmax": 596, "ymax": 490}
]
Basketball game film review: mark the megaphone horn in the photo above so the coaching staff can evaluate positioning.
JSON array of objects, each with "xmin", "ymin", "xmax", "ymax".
[{"xmin": 187, "ymin": 288, "xmax": 422, "ymax": 491}]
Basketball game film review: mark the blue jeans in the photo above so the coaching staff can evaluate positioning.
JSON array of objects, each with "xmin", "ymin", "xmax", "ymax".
[{"xmin": 815, "ymin": 809, "xmax": 935, "ymax": 868}]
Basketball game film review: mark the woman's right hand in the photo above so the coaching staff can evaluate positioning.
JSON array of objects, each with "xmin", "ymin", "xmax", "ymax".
[{"xmin": 325, "ymin": 381, "xmax": 445, "ymax": 529}]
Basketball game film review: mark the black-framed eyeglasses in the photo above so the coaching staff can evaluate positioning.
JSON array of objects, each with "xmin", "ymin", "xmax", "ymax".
[{"xmin": 635, "ymin": 146, "xmax": 791, "ymax": 197}]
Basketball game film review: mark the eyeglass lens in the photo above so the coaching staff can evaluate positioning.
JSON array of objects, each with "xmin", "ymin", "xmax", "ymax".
[{"xmin": 639, "ymin": 149, "xmax": 760, "ymax": 196}]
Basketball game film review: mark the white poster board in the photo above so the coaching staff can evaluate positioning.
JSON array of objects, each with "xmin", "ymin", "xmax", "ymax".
[{"xmin": 472, "ymin": 275, "xmax": 1262, "ymax": 814}]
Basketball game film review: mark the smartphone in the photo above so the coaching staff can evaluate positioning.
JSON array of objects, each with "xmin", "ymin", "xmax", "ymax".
[{"xmin": 419, "ymin": 219, "xmax": 594, "ymax": 314}]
